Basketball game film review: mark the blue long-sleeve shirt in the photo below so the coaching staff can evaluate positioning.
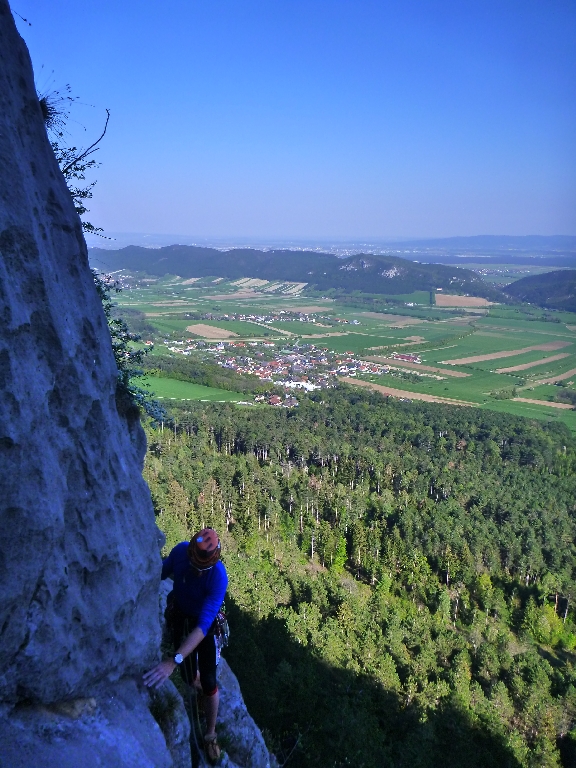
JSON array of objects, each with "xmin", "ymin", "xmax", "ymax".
[{"xmin": 162, "ymin": 542, "xmax": 228, "ymax": 635}]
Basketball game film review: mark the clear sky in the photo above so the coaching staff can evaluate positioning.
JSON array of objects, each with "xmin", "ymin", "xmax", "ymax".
[{"xmin": 13, "ymin": 0, "xmax": 576, "ymax": 239}]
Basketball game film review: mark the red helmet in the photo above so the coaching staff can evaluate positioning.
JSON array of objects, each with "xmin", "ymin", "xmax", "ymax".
[{"xmin": 188, "ymin": 528, "xmax": 221, "ymax": 570}]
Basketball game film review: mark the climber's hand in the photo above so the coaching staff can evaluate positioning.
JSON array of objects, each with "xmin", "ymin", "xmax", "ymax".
[{"xmin": 143, "ymin": 660, "xmax": 176, "ymax": 688}]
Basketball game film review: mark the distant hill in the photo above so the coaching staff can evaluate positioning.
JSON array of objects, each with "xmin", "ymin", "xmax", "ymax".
[
  {"xmin": 374, "ymin": 235, "xmax": 576, "ymax": 268},
  {"xmin": 89, "ymin": 245, "xmax": 503, "ymax": 300},
  {"xmin": 504, "ymin": 269, "xmax": 576, "ymax": 312},
  {"xmin": 384, "ymin": 234, "xmax": 576, "ymax": 252},
  {"xmin": 87, "ymin": 233, "xmax": 576, "ymax": 266}
]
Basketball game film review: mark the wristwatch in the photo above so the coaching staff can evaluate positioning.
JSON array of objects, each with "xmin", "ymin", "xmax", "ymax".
[{"xmin": 174, "ymin": 653, "xmax": 184, "ymax": 665}]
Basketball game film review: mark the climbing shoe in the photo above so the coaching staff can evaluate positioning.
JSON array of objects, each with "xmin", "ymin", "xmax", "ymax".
[{"xmin": 204, "ymin": 733, "xmax": 221, "ymax": 765}]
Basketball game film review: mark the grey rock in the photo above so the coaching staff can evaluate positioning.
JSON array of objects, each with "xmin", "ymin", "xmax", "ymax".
[
  {"xmin": 0, "ymin": 1, "xmax": 174, "ymax": 765},
  {"xmin": 148, "ymin": 680, "xmax": 192, "ymax": 768},
  {"xmin": 0, "ymin": 0, "xmax": 161, "ymax": 705},
  {"xmin": 0, "ymin": 2, "xmax": 276, "ymax": 765},
  {"xmin": 0, "ymin": 679, "xmax": 173, "ymax": 768}
]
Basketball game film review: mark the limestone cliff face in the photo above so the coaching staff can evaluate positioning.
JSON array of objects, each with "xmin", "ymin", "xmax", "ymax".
[
  {"xmin": 0, "ymin": 0, "xmax": 161, "ymax": 704},
  {"xmin": 0, "ymin": 5, "xmax": 276, "ymax": 767}
]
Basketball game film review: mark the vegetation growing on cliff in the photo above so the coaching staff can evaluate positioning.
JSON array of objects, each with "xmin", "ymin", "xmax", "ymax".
[
  {"xmin": 145, "ymin": 388, "xmax": 576, "ymax": 767},
  {"xmin": 92, "ymin": 271, "xmax": 165, "ymax": 421}
]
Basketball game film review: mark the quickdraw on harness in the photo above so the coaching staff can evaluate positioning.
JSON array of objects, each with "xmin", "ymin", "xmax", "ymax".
[
  {"xmin": 215, "ymin": 608, "xmax": 230, "ymax": 649},
  {"xmin": 213, "ymin": 608, "xmax": 229, "ymax": 665}
]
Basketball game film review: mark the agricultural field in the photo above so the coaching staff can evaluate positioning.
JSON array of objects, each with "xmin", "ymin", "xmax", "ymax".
[
  {"xmin": 109, "ymin": 271, "xmax": 576, "ymax": 430},
  {"xmin": 380, "ymin": 290, "xmax": 432, "ymax": 304},
  {"xmin": 434, "ymin": 293, "xmax": 492, "ymax": 307},
  {"xmin": 145, "ymin": 377, "xmax": 245, "ymax": 402}
]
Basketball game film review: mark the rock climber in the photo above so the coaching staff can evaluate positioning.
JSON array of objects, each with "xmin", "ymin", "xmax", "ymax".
[{"xmin": 144, "ymin": 528, "xmax": 228, "ymax": 764}]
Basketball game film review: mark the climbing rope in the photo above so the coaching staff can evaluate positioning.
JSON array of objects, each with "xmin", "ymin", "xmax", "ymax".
[
  {"xmin": 186, "ymin": 681, "xmax": 208, "ymax": 767},
  {"xmin": 180, "ymin": 615, "xmax": 209, "ymax": 767}
]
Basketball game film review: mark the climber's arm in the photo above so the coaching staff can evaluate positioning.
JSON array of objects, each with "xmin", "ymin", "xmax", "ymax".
[{"xmin": 142, "ymin": 626, "xmax": 205, "ymax": 688}]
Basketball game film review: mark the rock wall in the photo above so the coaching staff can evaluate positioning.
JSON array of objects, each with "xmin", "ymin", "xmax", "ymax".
[
  {"xmin": 0, "ymin": 0, "xmax": 161, "ymax": 705},
  {"xmin": 0, "ymin": 680, "xmax": 176, "ymax": 768},
  {"xmin": 0, "ymin": 4, "xmax": 276, "ymax": 766}
]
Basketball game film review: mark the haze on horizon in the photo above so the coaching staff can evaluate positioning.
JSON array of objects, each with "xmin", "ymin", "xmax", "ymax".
[{"xmin": 15, "ymin": 0, "xmax": 576, "ymax": 240}]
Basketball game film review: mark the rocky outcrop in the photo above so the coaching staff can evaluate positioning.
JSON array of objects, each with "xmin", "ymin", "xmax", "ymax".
[
  {"xmin": 148, "ymin": 680, "xmax": 192, "ymax": 768},
  {"xmin": 0, "ymin": 0, "xmax": 169, "ymax": 762},
  {"xmin": 0, "ymin": 3, "xmax": 275, "ymax": 765},
  {"xmin": 0, "ymin": 680, "xmax": 175, "ymax": 768},
  {"xmin": 0, "ymin": 0, "xmax": 161, "ymax": 705}
]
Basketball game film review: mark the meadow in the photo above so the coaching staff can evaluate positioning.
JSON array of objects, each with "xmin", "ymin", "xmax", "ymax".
[{"xmin": 145, "ymin": 377, "xmax": 245, "ymax": 402}]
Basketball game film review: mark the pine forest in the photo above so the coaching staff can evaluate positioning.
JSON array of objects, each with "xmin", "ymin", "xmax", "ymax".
[{"xmin": 144, "ymin": 386, "xmax": 576, "ymax": 767}]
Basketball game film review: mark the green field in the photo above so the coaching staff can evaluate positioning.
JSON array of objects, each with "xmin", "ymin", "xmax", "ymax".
[
  {"xmin": 147, "ymin": 377, "xmax": 245, "ymax": 401},
  {"xmin": 382, "ymin": 290, "xmax": 433, "ymax": 304},
  {"xmin": 140, "ymin": 316, "xmax": 198, "ymax": 335},
  {"xmin": 523, "ymin": 382, "xmax": 576, "ymax": 400},
  {"xmin": 478, "ymin": 398, "xmax": 576, "ymax": 431},
  {"xmin": 360, "ymin": 369, "xmax": 516, "ymax": 402}
]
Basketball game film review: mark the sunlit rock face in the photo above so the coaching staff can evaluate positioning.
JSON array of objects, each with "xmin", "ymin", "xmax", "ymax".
[{"xmin": 0, "ymin": 0, "xmax": 161, "ymax": 705}]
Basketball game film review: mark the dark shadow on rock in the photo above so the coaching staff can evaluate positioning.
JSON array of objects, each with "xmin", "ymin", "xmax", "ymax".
[{"xmin": 224, "ymin": 597, "xmax": 523, "ymax": 768}]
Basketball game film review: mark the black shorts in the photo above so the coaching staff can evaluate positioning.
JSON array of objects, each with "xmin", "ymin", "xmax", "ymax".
[{"xmin": 169, "ymin": 603, "xmax": 218, "ymax": 696}]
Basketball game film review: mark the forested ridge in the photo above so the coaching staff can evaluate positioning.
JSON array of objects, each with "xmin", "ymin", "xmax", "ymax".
[
  {"xmin": 145, "ymin": 387, "xmax": 576, "ymax": 767},
  {"xmin": 90, "ymin": 245, "xmax": 502, "ymax": 299},
  {"xmin": 505, "ymin": 270, "xmax": 576, "ymax": 313}
]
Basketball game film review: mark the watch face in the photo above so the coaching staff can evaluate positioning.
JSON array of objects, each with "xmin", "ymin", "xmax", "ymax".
[{"xmin": 174, "ymin": 653, "xmax": 184, "ymax": 664}]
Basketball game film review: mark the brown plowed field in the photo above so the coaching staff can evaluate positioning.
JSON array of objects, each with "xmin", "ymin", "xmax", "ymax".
[
  {"xmin": 186, "ymin": 324, "xmax": 239, "ymax": 339},
  {"xmin": 442, "ymin": 341, "xmax": 571, "ymax": 365},
  {"xmin": 496, "ymin": 353, "xmax": 571, "ymax": 373},
  {"xmin": 360, "ymin": 313, "xmax": 424, "ymax": 324},
  {"xmin": 340, "ymin": 377, "xmax": 476, "ymax": 406},
  {"xmin": 301, "ymin": 332, "xmax": 349, "ymax": 338},
  {"xmin": 204, "ymin": 291, "xmax": 260, "ymax": 300},
  {"xmin": 532, "ymin": 367, "xmax": 576, "ymax": 385},
  {"xmin": 389, "ymin": 319, "xmax": 426, "ymax": 327},
  {"xmin": 512, "ymin": 398, "xmax": 574, "ymax": 409},
  {"xmin": 365, "ymin": 357, "xmax": 471, "ymax": 377},
  {"xmin": 435, "ymin": 294, "xmax": 492, "ymax": 307},
  {"xmin": 288, "ymin": 305, "xmax": 334, "ymax": 312}
]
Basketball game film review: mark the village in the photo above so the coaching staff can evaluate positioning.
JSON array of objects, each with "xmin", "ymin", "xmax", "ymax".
[
  {"xmin": 188, "ymin": 309, "xmax": 361, "ymax": 326},
  {"xmin": 157, "ymin": 332, "xmax": 427, "ymax": 406}
]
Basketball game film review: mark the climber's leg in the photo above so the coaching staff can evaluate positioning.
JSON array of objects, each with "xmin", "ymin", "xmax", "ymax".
[{"xmin": 204, "ymin": 688, "xmax": 219, "ymax": 738}]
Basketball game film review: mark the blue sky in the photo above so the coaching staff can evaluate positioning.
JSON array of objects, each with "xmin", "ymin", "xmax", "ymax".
[{"xmin": 14, "ymin": 0, "xmax": 576, "ymax": 239}]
